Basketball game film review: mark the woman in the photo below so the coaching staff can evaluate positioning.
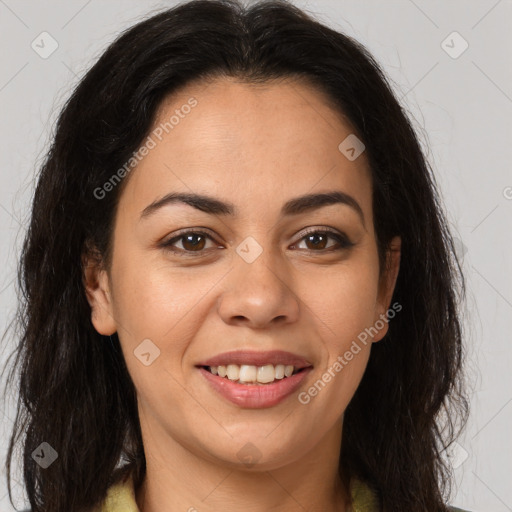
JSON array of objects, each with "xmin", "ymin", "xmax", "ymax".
[{"xmin": 2, "ymin": 0, "xmax": 470, "ymax": 510}]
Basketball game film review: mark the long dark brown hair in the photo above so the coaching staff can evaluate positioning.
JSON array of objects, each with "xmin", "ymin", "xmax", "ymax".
[{"xmin": 2, "ymin": 0, "xmax": 469, "ymax": 510}]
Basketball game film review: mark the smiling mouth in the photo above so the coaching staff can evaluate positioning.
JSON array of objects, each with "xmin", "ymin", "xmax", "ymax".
[{"xmin": 198, "ymin": 363, "xmax": 306, "ymax": 385}]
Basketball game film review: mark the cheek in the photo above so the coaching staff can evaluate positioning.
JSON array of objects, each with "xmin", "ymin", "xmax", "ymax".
[
  {"xmin": 110, "ymin": 262, "xmax": 202, "ymax": 412},
  {"xmin": 295, "ymin": 265, "xmax": 378, "ymax": 419},
  {"xmin": 110, "ymin": 254, "xmax": 215, "ymax": 360},
  {"xmin": 301, "ymin": 257, "xmax": 381, "ymax": 344},
  {"xmin": 328, "ymin": 279, "xmax": 378, "ymax": 342}
]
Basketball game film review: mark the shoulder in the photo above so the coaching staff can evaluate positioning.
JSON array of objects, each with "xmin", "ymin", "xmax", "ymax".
[
  {"xmin": 350, "ymin": 477, "xmax": 472, "ymax": 512},
  {"xmin": 350, "ymin": 477, "xmax": 379, "ymax": 511},
  {"xmin": 97, "ymin": 469, "xmax": 139, "ymax": 511},
  {"xmin": 20, "ymin": 471, "xmax": 137, "ymax": 512},
  {"xmin": 22, "ymin": 480, "xmax": 471, "ymax": 512}
]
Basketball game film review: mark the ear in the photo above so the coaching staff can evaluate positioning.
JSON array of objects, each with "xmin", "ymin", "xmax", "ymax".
[
  {"xmin": 82, "ymin": 246, "xmax": 117, "ymax": 336},
  {"xmin": 372, "ymin": 236, "xmax": 401, "ymax": 342}
]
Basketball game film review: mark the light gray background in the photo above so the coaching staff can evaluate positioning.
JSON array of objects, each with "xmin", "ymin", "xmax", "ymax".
[{"xmin": 0, "ymin": 1, "xmax": 510, "ymax": 511}]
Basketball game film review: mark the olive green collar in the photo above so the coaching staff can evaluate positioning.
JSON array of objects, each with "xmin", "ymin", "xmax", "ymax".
[{"xmin": 99, "ymin": 472, "xmax": 379, "ymax": 511}]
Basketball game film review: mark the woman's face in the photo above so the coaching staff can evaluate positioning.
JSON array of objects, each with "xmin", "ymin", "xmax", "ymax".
[{"xmin": 85, "ymin": 76, "xmax": 400, "ymax": 471}]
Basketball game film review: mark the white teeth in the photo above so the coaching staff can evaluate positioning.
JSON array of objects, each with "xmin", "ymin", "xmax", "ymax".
[
  {"xmin": 274, "ymin": 364, "xmax": 285, "ymax": 379},
  {"xmin": 239, "ymin": 364, "xmax": 257, "ymax": 382},
  {"xmin": 206, "ymin": 364, "xmax": 298, "ymax": 384},
  {"xmin": 257, "ymin": 364, "xmax": 275, "ymax": 383},
  {"xmin": 226, "ymin": 364, "xmax": 239, "ymax": 381}
]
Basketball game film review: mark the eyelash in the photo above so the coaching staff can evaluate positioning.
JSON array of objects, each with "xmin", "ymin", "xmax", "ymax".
[{"xmin": 160, "ymin": 227, "xmax": 354, "ymax": 256}]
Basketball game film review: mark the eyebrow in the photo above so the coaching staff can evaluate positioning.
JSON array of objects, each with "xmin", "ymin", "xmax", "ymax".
[{"xmin": 140, "ymin": 190, "xmax": 365, "ymax": 226}]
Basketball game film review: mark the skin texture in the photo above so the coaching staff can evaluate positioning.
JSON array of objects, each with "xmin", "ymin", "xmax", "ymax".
[{"xmin": 84, "ymin": 76, "xmax": 401, "ymax": 512}]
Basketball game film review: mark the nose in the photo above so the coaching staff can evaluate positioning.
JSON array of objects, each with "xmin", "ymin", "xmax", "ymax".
[{"xmin": 216, "ymin": 246, "xmax": 300, "ymax": 329}]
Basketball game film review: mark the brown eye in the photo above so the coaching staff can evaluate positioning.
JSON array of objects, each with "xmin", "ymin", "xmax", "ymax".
[
  {"xmin": 180, "ymin": 233, "xmax": 207, "ymax": 251},
  {"xmin": 293, "ymin": 229, "xmax": 354, "ymax": 253},
  {"xmin": 304, "ymin": 232, "xmax": 330, "ymax": 250},
  {"xmin": 161, "ymin": 228, "xmax": 353, "ymax": 257},
  {"xmin": 161, "ymin": 231, "xmax": 216, "ymax": 254}
]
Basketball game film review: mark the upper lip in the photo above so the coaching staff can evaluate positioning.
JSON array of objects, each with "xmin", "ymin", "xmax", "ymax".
[{"xmin": 196, "ymin": 350, "xmax": 313, "ymax": 369}]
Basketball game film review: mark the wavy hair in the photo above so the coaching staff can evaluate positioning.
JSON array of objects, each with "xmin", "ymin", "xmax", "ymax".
[{"xmin": 2, "ymin": 0, "xmax": 469, "ymax": 510}]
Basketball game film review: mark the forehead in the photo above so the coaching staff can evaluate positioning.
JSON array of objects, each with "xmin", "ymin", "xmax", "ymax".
[{"xmin": 119, "ymin": 76, "xmax": 372, "ymax": 221}]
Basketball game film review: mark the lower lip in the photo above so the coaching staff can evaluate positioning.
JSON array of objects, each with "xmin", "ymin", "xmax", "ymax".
[{"xmin": 197, "ymin": 367, "xmax": 313, "ymax": 409}]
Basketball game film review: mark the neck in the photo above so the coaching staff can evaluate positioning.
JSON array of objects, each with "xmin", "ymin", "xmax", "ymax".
[{"xmin": 135, "ymin": 416, "xmax": 350, "ymax": 512}]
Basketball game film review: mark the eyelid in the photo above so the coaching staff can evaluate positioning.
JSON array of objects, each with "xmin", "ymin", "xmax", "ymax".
[
  {"xmin": 160, "ymin": 226, "xmax": 354, "ymax": 255},
  {"xmin": 292, "ymin": 226, "xmax": 354, "ymax": 251},
  {"xmin": 161, "ymin": 228, "xmax": 220, "ymax": 254}
]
